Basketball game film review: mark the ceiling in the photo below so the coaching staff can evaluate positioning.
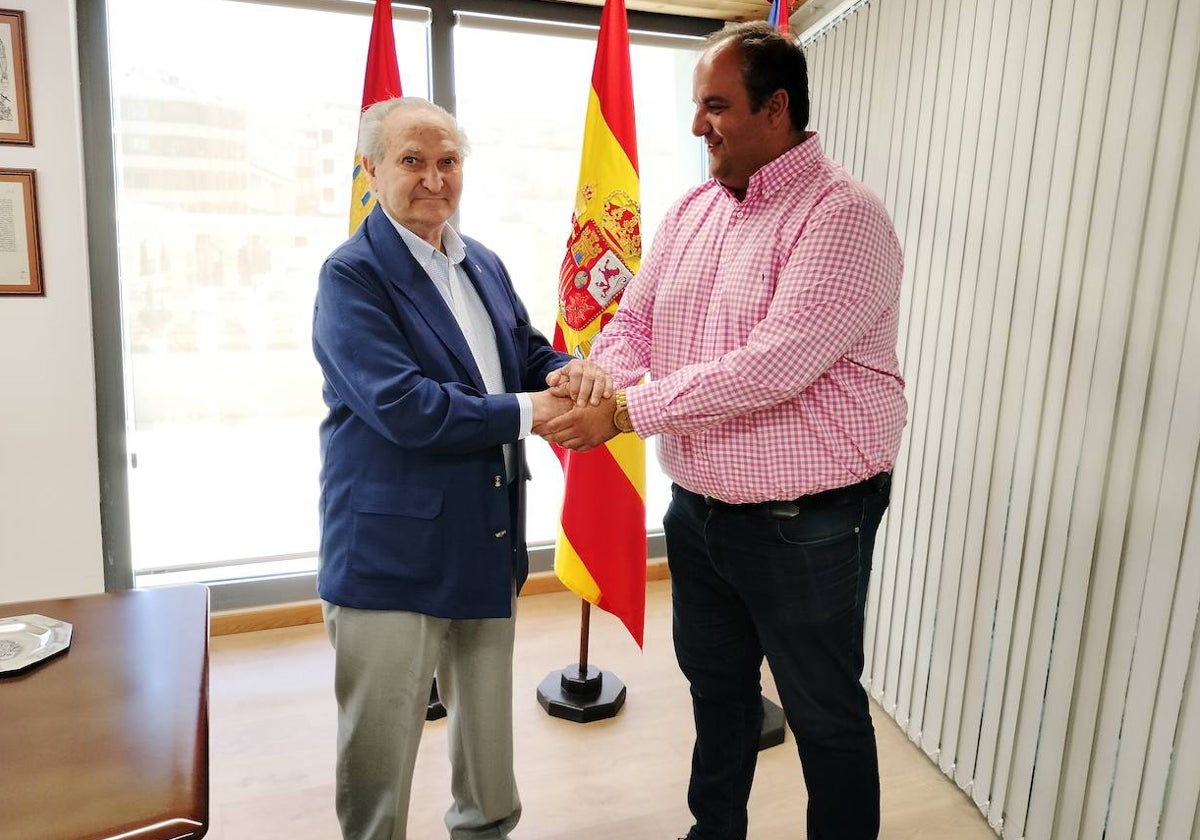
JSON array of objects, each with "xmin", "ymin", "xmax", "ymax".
[
  {"xmin": 541, "ymin": 0, "xmax": 799, "ymax": 24},
  {"xmin": 539, "ymin": 0, "xmax": 839, "ymax": 35},
  {"xmin": 624, "ymin": 0, "xmax": 783, "ymax": 19}
]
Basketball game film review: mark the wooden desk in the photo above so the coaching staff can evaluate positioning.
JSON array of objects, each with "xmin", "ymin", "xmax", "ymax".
[{"xmin": 0, "ymin": 585, "xmax": 210, "ymax": 840}]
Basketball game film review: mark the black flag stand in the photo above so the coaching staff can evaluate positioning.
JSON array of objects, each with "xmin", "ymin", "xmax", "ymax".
[
  {"xmin": 426, "ymin": 678, "xmax": 447, "ymax": 721},
  {"xmin": 537, "ymin": 600, "xmax": 626, "ymax": 722},
  {"xmin": 759, "ymin": 696, "xmax": 786, "ymax": 749}
]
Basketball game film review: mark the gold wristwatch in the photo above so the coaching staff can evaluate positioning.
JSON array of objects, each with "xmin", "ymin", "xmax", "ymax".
[{"xmin": 613, "ymin": 389, "xmax": 634, "ymax": 434}]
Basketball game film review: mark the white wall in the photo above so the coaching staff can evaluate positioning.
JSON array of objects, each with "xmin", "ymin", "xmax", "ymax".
[
  {"xmin": 0, "ymin": 0, "xmax": 104, "ymax": 603},
  {"xmin": 803, "ymin": 0, "xmax": 1200, "ymax": 838}
]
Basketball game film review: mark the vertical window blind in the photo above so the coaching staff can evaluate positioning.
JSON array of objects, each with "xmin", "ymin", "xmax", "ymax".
[{"xmin": 802, "ymin": 0, "xmax": 1200, "ymax": 837}]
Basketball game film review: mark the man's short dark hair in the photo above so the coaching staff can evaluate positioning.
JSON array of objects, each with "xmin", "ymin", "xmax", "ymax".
[{"xmin": 706, "ymin": 21, "xmax": 810, "ymax": 132}]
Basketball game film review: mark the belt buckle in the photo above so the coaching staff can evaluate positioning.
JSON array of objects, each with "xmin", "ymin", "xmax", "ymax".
[{"xmin": 766, "ymin": 500, "xmax": 801, "ymax": 520}]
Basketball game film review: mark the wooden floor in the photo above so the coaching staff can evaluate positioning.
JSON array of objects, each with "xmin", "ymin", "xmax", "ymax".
[{"xmin": 207, "ymin": 580, "xmax": 996, "ymax": 840}]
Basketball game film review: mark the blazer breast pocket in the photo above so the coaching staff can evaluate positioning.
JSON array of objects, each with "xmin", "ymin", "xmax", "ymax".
[{"xmin": 510, "ymin": 323, "xmax": 534, "ymax": 351}]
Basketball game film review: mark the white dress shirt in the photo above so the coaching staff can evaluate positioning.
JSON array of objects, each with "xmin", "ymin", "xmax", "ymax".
[{"xmin": 388, "ymin": 214, "xmax": 533, "ymax": 481}]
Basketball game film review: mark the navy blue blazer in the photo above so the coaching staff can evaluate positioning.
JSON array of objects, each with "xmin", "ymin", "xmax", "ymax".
[{"xmin": 313, "ymin": 205, "xmax": 569, "ymax": 618}]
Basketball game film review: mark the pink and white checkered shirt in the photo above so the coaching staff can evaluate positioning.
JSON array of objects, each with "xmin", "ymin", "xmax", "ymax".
[{"xmin": 590, "ymin": 133, "xmax": 906, "ymax": 504}]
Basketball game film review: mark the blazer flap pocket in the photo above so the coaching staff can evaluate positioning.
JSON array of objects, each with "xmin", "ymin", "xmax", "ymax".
[{"xmin": 352, "ymin": 482, "xmax": 443, "ymax": 519}]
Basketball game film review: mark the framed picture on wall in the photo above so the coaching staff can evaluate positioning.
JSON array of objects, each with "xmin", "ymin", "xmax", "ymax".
[
  {"xmin": 0, "ymin": 169, "xmax": 43, "ymax": 295},
  {"xmin": 0, "ymin": 9, "xmax": 31, "ymax": 145}
]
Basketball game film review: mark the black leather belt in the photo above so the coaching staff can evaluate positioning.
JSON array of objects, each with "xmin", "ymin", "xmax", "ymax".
[{"xmin": 702, "ymin": 472, "xmax": 891, "ymax": 520}]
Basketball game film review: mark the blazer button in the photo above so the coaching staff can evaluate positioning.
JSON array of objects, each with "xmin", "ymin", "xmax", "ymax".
[
  {"xmin": 495, "ymin": 529, "xmax": 507, "ymax": 538},
  {"xmin": 494, "ymin": 475, "xmax": 502, "ymax": 487}
]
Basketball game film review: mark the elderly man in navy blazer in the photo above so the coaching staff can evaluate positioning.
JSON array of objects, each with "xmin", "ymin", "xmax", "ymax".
[{"xmin": 313, "ymin": 97, "xmax": 608, "ymax": 840}]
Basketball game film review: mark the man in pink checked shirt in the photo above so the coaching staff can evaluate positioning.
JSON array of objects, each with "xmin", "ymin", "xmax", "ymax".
[{"xmin": 543, "ymin": 21, "xmax": 905, "ymax": 840}]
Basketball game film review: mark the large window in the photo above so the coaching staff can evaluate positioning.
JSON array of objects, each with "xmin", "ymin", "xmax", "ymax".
[{"xmin": 101, "ymin": 0, "xmax": 710, "ymax": 589}]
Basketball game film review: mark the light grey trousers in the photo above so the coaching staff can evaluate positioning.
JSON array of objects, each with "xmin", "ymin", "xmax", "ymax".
[{"xmin": 323, "ymin": 600, "xmax": 521, "ymax": 840}]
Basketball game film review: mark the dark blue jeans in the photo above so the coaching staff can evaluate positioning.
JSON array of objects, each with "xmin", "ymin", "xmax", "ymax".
[{"xmin": 666, "ymin": 476, "xmax": 890, "ymax": 840}]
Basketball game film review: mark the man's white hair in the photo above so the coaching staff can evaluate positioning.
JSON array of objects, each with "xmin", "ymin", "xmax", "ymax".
[{"xmin": 358, "ymin": 97, "xmax": 471, "ymax": 161}]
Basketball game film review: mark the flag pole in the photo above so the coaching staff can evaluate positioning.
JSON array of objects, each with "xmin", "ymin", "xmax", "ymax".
[
  {"xmin": 538, "ymin": 597, "xmax": 626, "ymax": 722},
  {"xmin": 578, "ymin": 600, "xmax": 591, "ymax": 675},
  {"xmin": 537, "ymin": 0, "xmax": 640, "ymax": 724}
]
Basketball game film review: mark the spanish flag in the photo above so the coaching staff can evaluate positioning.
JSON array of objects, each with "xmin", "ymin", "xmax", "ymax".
[
  {"xmin": 552, "ymin": 0, "xmax": 647, "ymax": 647},
  {"xmin": 767, "ymin": 0, "xmax": 790, "ymax": 33},
  {"xmin": 349, "ymin": 0, "xmax": 402, "ymax": 235}
]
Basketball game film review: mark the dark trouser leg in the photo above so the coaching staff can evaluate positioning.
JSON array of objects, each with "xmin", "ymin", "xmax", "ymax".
[
  {"xmin": 708, "ymin": 483, "xmax": 889, "ymax": 840},
  {"xmin": 665, "ymin": 486, "xmax": 764, "ymax": 840}
]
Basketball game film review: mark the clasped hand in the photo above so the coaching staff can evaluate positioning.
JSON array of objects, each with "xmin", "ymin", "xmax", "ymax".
[{"xmin": 528, "ymin": 360, "xmax": 621, "ymax": 452}]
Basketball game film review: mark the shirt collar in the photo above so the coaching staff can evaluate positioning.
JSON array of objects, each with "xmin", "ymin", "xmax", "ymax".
[
  {"xmin": 383, "ymin": 209, "xmax": 466, "ymax": 270},
  {"xmin": 727, "ymin": 130, "xmax": 824, "ymax": 204}
]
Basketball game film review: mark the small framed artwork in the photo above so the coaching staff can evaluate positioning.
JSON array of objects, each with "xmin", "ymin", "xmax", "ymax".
[
  {"xmin": 0, "ymin": 9, "xmax": 31, "ymax": 145},
  {"xmin": 0, "ymin": 169, "xmax": 43, "ymax": 295}
]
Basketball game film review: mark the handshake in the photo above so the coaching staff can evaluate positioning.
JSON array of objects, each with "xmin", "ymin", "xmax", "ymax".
[{"xmin": 528, "ymin": 359, "xmax": 623, "ymax": 452}]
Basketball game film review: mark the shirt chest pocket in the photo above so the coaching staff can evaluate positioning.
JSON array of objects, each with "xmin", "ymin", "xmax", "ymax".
[{"xmin": 708, "ymin": 268, "xmax": 776, "ymax": 344}]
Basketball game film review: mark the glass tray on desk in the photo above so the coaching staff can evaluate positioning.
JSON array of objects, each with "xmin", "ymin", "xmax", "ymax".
[{"xmin": 0, "ymin": 614, "xmax": 73, "ymax": 675}]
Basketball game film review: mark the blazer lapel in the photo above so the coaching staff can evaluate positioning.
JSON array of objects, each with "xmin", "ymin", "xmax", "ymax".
[{"xmin": 365, "ymin": 207, "xmax": 487, "ymax": 392}]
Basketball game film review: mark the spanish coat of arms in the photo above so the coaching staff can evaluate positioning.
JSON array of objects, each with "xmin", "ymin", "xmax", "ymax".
[{"xmin": 559, "ymin": 185, "xmax": 641, "ymax": 334}]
